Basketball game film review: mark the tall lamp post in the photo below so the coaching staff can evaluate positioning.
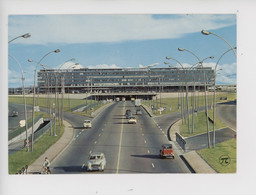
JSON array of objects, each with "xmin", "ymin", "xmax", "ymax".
[
  {"xmin": 8, "ymin": 55, "xmax": 29, "ymax": 152},
  {"xmin": 9, "ymin": 33, "xmax": 31, "ymax": 152},
  {"xmin": 178, "ymin": 48, "xmax": 213, "ymax": 148},
  {"xmin": 165, "ymin": 56, "xmax": 190, "ymax": 133},
  {"xmin": 201, "ymin": 30, "xmax": 237, "ymax": 58},
  {"xmin": 212, "ymin": 47, "xmax": 237, "ymax": 148},
  {"xmin": 30, "ymin": 49, "xmax": 60, "ymax": 152}
]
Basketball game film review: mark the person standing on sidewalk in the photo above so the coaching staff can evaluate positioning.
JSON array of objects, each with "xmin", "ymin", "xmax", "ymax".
[{"xmin": 42, "ymin": 157, "xmax": 51, "ymax": 174}]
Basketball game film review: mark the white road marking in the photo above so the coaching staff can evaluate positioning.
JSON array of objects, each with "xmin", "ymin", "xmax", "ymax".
[
  {"xmin": 144, "ymin": 140, "xmax": 147, "ymax": 144},
  {"xmin": 147, "ymin": 150, "xmax": 150, "ymax": 154},
  {"xmin": 152, "ymin": 163, "xmax": 155, "ymax": 168},
  {"xmin": 79, "ymin": 132, "xmax": 82, "ymax": 135},
  {"xmin": 117, "ymin": 105, "xmax": 125, "ymax": 174},
  {"xmin": 89, "ymin": 150, "xmax": 92, "ymax": 154},
  {"xmin": 94, "ymin": 141, "xmax": 97, "ymax": 144},
  {"xmin": 99, "ymin": 133, "xmax": 101, "ymax": 137},
  {"xmin": 76, "ymin": 135, "xmax": 79, "ymax": 138}
]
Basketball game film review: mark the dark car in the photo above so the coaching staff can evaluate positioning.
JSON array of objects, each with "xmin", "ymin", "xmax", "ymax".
[
  {"xmin": 125, "ymin": 109, "xmax": 132, "ymax": 118},
  {"xmin": 11, "ymin": 111, "xmax": 18, "ymax": 117}
]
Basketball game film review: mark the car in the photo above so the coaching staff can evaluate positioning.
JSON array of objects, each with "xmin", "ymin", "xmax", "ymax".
[
  {"xmin": 11, "ymin": 111, "xmax": 18, "ymax": 117},
  {"xmin": 128, "ymin": 116, "xmax": 137, "ymax": 124},
  {"xmin": 136, "ymin": 109, "xmax": 142, "ymax": 115},
  {"xmin": 125, "ymin": 109, "xmax": 132, "ymax": 118},
  {"xmin": 83, "ymin": 120, "xmax": 92, "ymax": 128},
  {"xmin": 86, "ymin": 152, "xmax": 106, "ymax": 171},
  {"xmin": 159, "ymin": 144, "xmax": 175, "ymax": 159}
]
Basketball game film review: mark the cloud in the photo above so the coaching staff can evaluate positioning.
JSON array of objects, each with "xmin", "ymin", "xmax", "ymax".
[
  {"xmin": 8, "ymin": 14, "xmax": 236, "ymax": 45},
  {"xmin": 87, "ymin": 64, "xmax": 122, "ymax": 69}
]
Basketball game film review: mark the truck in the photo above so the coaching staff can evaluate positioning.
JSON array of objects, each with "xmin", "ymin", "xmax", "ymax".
[
  {"xmin": 135, "ymin": 99, "xmax": 141, "ymax": 107},
  {"xmin": 159, "ymin": 144, "xmax": 175, "ymax": 159}
]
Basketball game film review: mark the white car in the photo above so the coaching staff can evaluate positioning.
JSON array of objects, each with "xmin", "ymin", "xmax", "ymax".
[
  {"xmin": 83, "ymin": 120, "xmax": 92, "ymax": 128},
  {"xmin": 128, "ymin": 116, "xmax": 137, "ymax": 124},
  {"xmin": 86, "ymin": 152, "xmax": 106, "ymax": 171}
]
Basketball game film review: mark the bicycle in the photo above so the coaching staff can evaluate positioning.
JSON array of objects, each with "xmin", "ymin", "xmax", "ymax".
[{"xmin": 41, "ymin": 166, "xmax": 51, "ymax": 174}]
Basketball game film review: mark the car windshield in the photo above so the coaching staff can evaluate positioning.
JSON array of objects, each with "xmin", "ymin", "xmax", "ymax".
[
  {"xmin": 85, "ymin": 121, "xmax": 90, "ymax": 123},
  {"xmin": 89, "ymin": 155, "xmax": 102, "ymax": 160}
]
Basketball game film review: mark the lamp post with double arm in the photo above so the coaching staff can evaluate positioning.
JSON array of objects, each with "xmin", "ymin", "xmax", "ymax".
[
  {"xmin": 29, "ymin": 49, "xmax": 60, "ymax": 152},
  {"xmin": 8, "ymin": 54, "xmax": 30, "ymax": 152},
  {"xmin": 212, "ymin": 47, "xmax": 237, "ymax": 148},
  {"xmin": 178, "ymin": 48, "xmax": 213, "ymax": 148},
  {"xmin": 9, "ymin": 33, "xmax": 31, "ymax": 152}
]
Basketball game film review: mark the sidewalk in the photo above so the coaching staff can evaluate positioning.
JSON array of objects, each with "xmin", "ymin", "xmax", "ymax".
[{"xmin": 27, "ymin": 120, "xmax": 74, "ymax": 174}]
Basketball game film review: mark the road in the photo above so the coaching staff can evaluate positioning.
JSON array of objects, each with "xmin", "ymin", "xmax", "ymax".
[
  {"xmin": 216, "ymin": 101, "xmax": 237, "ymax": 130},
  {"xmin": 51, "ymin": 101, "xmax": 191, "ymax": 174},
  {"xmin": 8, "ymin": 103, "xmax": 32, "ymax": 131}
]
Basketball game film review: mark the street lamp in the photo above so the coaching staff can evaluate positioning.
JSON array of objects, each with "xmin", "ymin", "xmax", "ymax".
[
  {"xmin": 201, "ymin": 30, "xmax": 237, "ymax": 57},
  {"xmin": 8, "ymin": 33, "xmax": 31, "ymax": 44},
  {"xmin": 30, "ymin": 49, "xmax": 60, "ymax": 152},
  {"xmin": 41, "ymin": 60, "xmax": 78, "ymax": 135},
  {"xmin": 178, "ymin": 48, "xmax": 213, "ymax": 148},
  {"xmin": 8, "ymin": 54, "xmax": 29, "ymax": 152},
  {"xmin": 212, "ymin": 47, "xmax": 237, "ymax": 148},
  {"xmin": 166, "ymin": 56, "xmax": 190, "ymax": 132}
]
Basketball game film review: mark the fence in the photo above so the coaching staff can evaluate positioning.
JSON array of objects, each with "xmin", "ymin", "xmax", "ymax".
[{"xmin": 28, "ymin": 119, "xmax": 55, "ymax": 143}]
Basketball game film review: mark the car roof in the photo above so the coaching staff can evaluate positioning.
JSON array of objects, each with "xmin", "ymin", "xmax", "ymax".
[
  {"xmin": 90, "ymin": 152, "xmax": 104, "ymax": 156},
  {"xmin": 162, "ymin": 144, "xmax": 172, "ymax": 147}
]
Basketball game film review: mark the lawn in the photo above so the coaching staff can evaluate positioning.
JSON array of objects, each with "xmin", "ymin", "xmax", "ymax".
[
  {"xmin": 142, "ymin": 92, "xmax": 236, "ymax": 116},
  {"xmin": 8, "ymin": 96, "xmax": 105, "ymax": 117},
  {"xmin": 197, "ymin": 139, "xmax": 236, "ymax": 173},
  {"xmin": 180, "ymin": 110, "xmax": 227, "ymax": 137},
  {"xmin": 8, "ymin": 122, "xmax": 64, "ymax": 174}
]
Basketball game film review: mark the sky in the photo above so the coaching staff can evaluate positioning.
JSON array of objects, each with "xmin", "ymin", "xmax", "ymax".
[{"xmin": 8, "ymin": 14, "xmax": 237, "ymax": 87}]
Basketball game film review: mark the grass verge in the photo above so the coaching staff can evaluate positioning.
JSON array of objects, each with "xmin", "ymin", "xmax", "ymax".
[
  {"xmin": 8, "ymin": 123, "xmax": 64, "ymax": 174},
  {"xmin": 197, "ymin": 139, "xmax": 236, "ymax": 173},
  {"xmin": 180, "ymin": 111, "xmax": 227, "ymax": 137}
]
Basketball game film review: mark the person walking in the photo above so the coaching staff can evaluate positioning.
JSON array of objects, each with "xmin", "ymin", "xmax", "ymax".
[{"xmin": 42, "ymin": 157, "xmax": 51, "ymax": 174}]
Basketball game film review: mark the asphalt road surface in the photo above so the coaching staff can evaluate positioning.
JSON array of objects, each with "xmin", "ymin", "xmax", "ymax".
[
  {"xmin": 51, "ymin": 101, "xmax": 191, "ymax": 174},
  {"xmin": 216, "ymin": 101, "xmax": 237, "ymax": 130},
  {"xmin": 8, "ymin": 103, "xmax": 32, "ymax": 131}
]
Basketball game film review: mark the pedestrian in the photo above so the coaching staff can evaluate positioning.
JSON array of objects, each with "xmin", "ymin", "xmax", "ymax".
[{"xmin": 42, "ymin": 157, "xmax": 51, "ymax": 174}]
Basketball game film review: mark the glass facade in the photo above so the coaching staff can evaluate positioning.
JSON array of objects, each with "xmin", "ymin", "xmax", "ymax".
[{"xmin": 37, "ymin": 67, "xmax": 214, "ymax": 93}]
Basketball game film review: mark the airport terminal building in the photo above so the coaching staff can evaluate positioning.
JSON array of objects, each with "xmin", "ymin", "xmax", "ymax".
[{"xmin": 37, "ymin": 67, "xmax": 215, "ymax": 94}]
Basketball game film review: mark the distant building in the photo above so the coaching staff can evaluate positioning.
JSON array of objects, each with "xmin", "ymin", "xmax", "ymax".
[{"xmin": 37, "ymin": 67, "xmax": 214, "ymax": 94}]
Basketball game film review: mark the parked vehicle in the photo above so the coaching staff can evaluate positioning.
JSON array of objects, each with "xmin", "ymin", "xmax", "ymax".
[
  {"xmin": 136, "ymin": 109, "xmax": 142, "ymax": 115},
  {"xmin": 85, "ymin": 152, "xmax": 106, "ymax": 171},
  {"xmin": 159, "ymin": 144, "xmax": 175, "ymax": 159},
  {"xmin": 135, "ymin": 99, "xmax": 141, "ymax": 107},
  {"xmin": 83, "ymin": 120, "xmax": 92, "ymax": 128},
  {"xmin": 128, "ymin": 116, "xmax": 137, "ymax": 124},
  {"xmin": 116, "ymin": 97, "xmax": 120, "ymax": 102}
]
